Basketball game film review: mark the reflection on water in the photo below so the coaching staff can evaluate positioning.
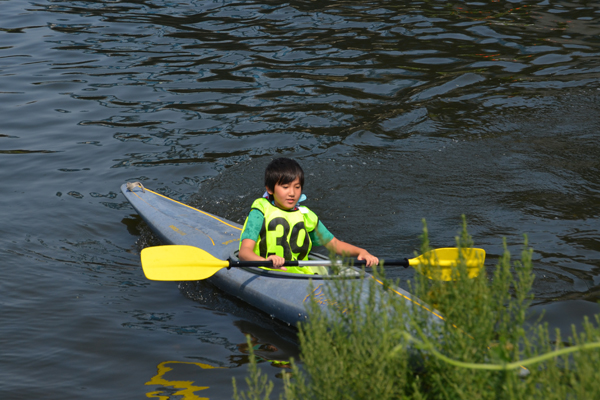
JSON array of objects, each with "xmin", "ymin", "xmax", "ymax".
[
  {"xmin": 232, "ymin": 320, "xmax": 299, "ymax": 369},
  {"xmin": 179, "ymin": 280, "xmax": 302, "ymax": 365},
  {"xmin": 146, "ymin": 360, "xmax": 220, "ymax": 400},
  {"xmin": 142, "ymin": 319, "xmax": 298, "ymax": 399}
]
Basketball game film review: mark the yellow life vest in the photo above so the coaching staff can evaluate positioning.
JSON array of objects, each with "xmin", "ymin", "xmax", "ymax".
[{"xmin": 241, "ymin": 198, "xmax": 319, "ymax": 274}]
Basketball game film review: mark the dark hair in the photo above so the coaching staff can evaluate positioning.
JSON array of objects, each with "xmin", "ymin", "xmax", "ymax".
[{"xmin": 264, "ymin": 158, "xmax": 304, "ymax": 192}]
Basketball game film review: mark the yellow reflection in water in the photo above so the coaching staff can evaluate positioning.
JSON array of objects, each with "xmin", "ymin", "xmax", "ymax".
[{"xmin": 145, "ymin": 360, "xmax": 221, "ymax": 400}]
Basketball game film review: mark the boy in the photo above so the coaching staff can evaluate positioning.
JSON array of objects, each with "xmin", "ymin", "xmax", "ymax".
[{"xmin": 238, "ymin": 157, "xmax": 379, "ymax": 273}]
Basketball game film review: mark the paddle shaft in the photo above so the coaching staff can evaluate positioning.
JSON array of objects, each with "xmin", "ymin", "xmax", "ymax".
[
  {"xmin": 228, "ymin": 258, "xmax": 409, "ymax": 268},
  {"xmin": 140, "ymin": 245, "xmax": 484, "ymax": 281}
]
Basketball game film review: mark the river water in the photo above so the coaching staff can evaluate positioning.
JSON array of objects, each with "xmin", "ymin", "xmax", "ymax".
[{"xmin": 1, "ymin": 0, "xmax": 599, "ymax": 398}]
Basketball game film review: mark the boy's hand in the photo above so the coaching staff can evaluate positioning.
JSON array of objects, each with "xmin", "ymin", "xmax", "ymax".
[
  {"xmin": 267, "ymin": 255, "xmax": 287, "ymax": 271},
  {"xmin": 357, "ymin": 251, "xmax": 379, "ymax": 268}
]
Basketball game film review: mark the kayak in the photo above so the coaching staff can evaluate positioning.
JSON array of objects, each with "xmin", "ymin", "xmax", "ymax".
[{"xmin": 120, "ymin": 182, "xmax": 444, "ymax": 327}]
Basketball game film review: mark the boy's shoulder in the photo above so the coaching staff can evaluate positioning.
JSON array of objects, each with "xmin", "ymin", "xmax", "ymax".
[{"xmin": 250, "ymin": 197, "xmax": 269, "ymax": 210}]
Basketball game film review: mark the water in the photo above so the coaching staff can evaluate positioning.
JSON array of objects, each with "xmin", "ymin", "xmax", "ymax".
[{"xmin": 1, "ymin": 0, "xmax": 600, "ymax": 398}]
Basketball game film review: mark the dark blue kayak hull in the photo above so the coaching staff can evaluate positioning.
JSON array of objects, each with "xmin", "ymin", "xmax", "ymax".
[{"xmin": 121, "ymin": 183, "xmax": 444, "ymax": 327}]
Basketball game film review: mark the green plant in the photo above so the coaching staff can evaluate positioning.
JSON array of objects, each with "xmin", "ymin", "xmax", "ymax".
[{"xmin": 235, "ymin": 217, "xmax": 600, "ymax": 399}]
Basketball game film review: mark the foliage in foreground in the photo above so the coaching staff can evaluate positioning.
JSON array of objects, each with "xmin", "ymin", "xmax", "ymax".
[{"xmin": 234, "ymin": 218, "xmax": 600, "ymax": 399}]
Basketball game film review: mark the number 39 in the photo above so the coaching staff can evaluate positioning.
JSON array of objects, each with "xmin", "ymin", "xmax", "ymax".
[{"xmin": 264, "ymin": 217, "xmax": 310, "ymax": 260}]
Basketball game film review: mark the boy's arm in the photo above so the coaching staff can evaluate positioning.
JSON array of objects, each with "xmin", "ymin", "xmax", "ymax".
[
  {"xmin": 324, "ymin": 237, "xmax": 379, "ymax": 267},
  {"xmin": 239, "ymin": 239, "xmax": 287, "ymax": 270}
]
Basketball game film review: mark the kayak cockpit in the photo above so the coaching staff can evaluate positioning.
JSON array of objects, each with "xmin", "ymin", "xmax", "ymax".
[{"xmin": 228, "ymin": 251, "xmax": 363, "ymax": 280}]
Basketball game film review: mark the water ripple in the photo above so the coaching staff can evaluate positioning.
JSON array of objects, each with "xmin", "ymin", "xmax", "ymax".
[{"xmin": 2, "ymin": 0, "xmax": 600, "ymax": 397}]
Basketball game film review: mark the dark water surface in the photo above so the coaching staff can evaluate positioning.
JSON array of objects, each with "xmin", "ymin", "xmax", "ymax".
[{"xmin": 2, "ymin": 0, "xmax": 600, "ymax": 398}]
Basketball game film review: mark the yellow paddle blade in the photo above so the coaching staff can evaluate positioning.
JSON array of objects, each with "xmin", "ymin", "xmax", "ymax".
[
  {"xmin": 140, "ymin": 245, "xmax": 229, "ymax": 281},
  {"xmin": 409, "ymin": 247, "xmax": 485, "ymax": 281}
]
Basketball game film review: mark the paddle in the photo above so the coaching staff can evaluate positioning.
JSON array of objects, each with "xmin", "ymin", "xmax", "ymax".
[{"xmin": 140, "ymin": 245, "xmax": 485, "ymax": 282}]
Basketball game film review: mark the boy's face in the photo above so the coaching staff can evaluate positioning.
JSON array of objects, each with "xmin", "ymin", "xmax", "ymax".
[{"xmin": 267, "ymin": 177, "xmax": 302, "ymax": 210}]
